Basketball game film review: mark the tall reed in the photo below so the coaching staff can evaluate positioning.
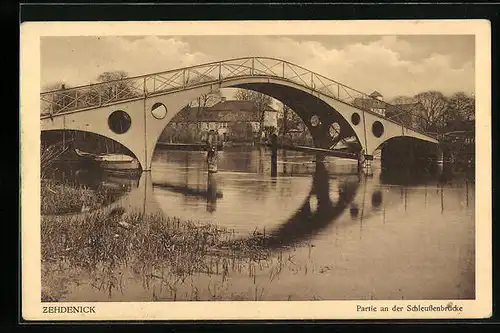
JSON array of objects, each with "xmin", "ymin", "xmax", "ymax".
[{"xmin": 41, "ymin": 179, "xmax": 119, "ymax": 215}]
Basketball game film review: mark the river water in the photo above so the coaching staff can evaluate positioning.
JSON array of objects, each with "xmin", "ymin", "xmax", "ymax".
[{"xmin": 44, "ymin": 147, "xmax": 475, "ymax": 301}]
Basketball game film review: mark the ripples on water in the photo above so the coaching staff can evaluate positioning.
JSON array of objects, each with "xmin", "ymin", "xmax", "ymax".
[{"xmin": 42, "ymin": 147, "xmax": 475, "ymax": 301}]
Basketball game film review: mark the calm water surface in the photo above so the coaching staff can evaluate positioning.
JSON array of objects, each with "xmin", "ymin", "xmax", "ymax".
[{"xmin": 45, "ymin": 147, "xmax": 475, "ymax": 301}]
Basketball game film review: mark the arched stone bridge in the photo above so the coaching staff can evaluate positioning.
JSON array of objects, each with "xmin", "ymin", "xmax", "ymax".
[{"xmin": 40, "ymin": 57, "xmax": 439, "ymax": 171}]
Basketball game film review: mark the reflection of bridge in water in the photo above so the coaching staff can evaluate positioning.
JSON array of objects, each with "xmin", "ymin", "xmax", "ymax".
[{"xmin": 243, "ymin": 160, "xmax": 361, "ymax": 250}]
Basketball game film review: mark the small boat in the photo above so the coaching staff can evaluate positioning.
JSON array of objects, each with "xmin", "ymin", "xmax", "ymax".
[
  {"xmin": 74, "ymin": 148, "xmax": 98, "ymax": 159},
  {"xmin": 94, "ymin": 153, "xmax": 140, "ymax": 171},
  {"xmin": 75, "ymin": 148, "xmax": 141, "ymax": 172}
]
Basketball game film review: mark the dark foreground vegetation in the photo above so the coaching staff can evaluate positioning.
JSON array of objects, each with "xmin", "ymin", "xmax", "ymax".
[{"xmin": 41, "ymin": 204, "xmax": 289, "ymax": 301}]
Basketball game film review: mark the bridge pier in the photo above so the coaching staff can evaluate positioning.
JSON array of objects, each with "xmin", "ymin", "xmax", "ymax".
[
  {"xmin": 271, "ymin": 133, "xmax": 278, "ymax": 177},
  {"xmin": 207, "ymin": 131, "xmax": 218, "ymax": 174},
  {"xmin": 357, "ymin": 151, "xmax": 374, "ymax": 176}
]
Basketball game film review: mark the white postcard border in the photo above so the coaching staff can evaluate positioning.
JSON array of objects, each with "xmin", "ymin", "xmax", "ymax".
[{"xmin": 21, "ymin": 19, "xmax": 492, "ymax": 320}]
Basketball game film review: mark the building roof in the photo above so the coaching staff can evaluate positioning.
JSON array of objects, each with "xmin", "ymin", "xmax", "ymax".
[
  {"xmin": 210, "ymin": 100, "xmax": 257, "ymax": 112},
  {"xmin": 353, "ymin": 97, "xmax": 386, "ymax": 110},
  {"xmin": 171, "ymin": 99, "xmax": 276, "ymax": 123},
  {"xmin": 369, "ymin": 90, "xmax": 383, "ymax": 98},
  {"xmin": 210, "ymin": 100, "xmax": 277, "ymax": 112}
]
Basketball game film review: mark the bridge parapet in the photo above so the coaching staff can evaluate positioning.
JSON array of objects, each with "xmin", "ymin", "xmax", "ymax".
[{"xmin": 40, "ymin": 57, "xmax": 436, "ymax": 140}]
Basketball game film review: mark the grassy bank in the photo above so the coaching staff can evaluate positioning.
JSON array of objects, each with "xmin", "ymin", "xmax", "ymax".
[
  {"xmin": 41, "ymin": 179, "xmax": 120, "ymax": 215},
  {"xmin": 41, "ymin": 208, "xmax": 277, "ymax": 302},
  {"xmin": 40, "ymin": 177, "xmax": 301, "ymax": 302}
]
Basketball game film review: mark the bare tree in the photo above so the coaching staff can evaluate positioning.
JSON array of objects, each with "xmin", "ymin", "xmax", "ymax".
[
  {"xmin": 41, "ymin": 82, "xmax": 76, "ymax": 114},
  {"xmin": 278, "ymin": 103, "xmax": 303, "ymax": 135},
  {"xmin": 413, "ymin": 91, "xmax": 449, "ymax": 132},
  {"xmin": 97, "ymin": 70, "xmax": 129, "ymax": 82},
  {"xmin": 234, "ymin": 89, "xmax": 272, "ymax": 138},
  {"xmin": 281, "ymin": 103, "xmax": 290, "ymax": 138},
  {"xmin": 42, "ymin": 82, "xmax": 70, "ymax": 93},
  {"xmin": 40, "ymin": 141, "xmax": 70, "ymax": 177},
  {"xmin": 192, "ymin": 93, "xmax": 219, "ymax": 129},
  {"xmin": 96, "ymin": 70, "xmax": 139, "ymax": 102},
  {"xmin": 447, "ymin": 92, "xmax": 475, "ymax": 121},
  {"xmin": 42, "ymin": 71, "xmax": 139, "ymax": 114}
]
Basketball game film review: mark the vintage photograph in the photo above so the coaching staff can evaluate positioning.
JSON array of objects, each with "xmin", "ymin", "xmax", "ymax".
[{"xmin": 21, "ymin": 20, "xmax": 491, "ymax": 320}]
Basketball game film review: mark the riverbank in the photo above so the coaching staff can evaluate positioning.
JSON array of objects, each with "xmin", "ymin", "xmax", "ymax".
[
  {"xmin": 41, "ymin": 179, "xmax": 120, "ymax": 215},
  {"xmin": 156, "ymin": 142, "xmax": 224, "ymax": 151},
  {"xmin": 41, "ymin": 206, "xmax": 277, "ymax": 302}
]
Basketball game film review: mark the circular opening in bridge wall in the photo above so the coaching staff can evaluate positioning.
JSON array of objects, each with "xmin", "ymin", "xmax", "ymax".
[
  {"xmin": 108, "ymin": 110, "xmax": 131, "ymax": 134},
  {"xmin": 351, "ymin": 113, "xmax": 361, "ymax": 125},
  {"xmin": 372, "ymin": 121, "xmax": 384, "ymax": 138},
  {"xmin": 329, "ymin": 122, "xmax": 341, "ymax": 139},
  {"xmin": 151, "ymin": 102, "xmax": 168, "ymax": 120},
  {"xmin": 310, "ymin": 115, "xmax": 320, "ymax": 127}
]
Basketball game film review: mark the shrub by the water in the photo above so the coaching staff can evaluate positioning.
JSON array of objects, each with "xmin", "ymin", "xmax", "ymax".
[{"xmin": 41, "ymin": 180, "xmax": 118, "ymax": 215}]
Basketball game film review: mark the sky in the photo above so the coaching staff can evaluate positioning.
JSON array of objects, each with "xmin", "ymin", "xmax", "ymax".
[{"xmin": 41, "ymin": 35, "xmax": 475, "ymax": 101}]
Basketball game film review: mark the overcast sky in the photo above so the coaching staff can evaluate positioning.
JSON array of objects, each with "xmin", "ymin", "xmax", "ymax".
[{"xmin": 41, "ymin": 35, "xmax": 475, "ymax": 100}]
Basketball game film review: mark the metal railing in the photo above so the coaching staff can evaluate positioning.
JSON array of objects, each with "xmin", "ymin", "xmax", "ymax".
[{"xmin": 40, "ymin": 57, "xmax": 437, "ymax": 139}]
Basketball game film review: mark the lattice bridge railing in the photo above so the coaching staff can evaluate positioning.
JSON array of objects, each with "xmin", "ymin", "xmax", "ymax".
[{"xmin": 40, "ymin": 57, "xmax": 437, "ymax": 139}]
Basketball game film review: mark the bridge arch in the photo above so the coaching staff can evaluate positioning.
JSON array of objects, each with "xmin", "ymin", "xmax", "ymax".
[
  {"xmin": 375, "ymin": 135, "xmax": 443, "ymax": 171},
  {"xmin": 41, "ymin": 128, "xmax": 142, "ymax": 169},
  {"xmin": 226, "ymin": 79, "xmax": 363, "ymax": 150},
  {"xmin": 146, "ymin": 77, "xmax": 373, "ymax": 170}
]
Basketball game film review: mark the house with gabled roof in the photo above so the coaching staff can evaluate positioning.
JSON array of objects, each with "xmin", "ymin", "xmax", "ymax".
[
  {"xmin": 353, "ymin": 90, "xmax": 387, "ymax": 117},
  {"xmin": 369, "ymin": 90, "xmax": 383, "ymax": 99},
  {"xmin": 165, "ymin": 98, "xmax": 278, "ymax": 142}
]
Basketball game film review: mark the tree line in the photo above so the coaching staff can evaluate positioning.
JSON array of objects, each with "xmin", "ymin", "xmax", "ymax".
[
  {"xmin": 390, "ymin": 91, "xmax": 475, "ymax": 133},
  {"xmin": 42, "ymin": 71, "xmax": 139, "ymax": 114}
]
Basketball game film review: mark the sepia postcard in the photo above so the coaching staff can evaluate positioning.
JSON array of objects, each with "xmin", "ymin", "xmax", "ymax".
[{"xmin": 21, "ymin": 20, "xmax": 492, "ymax": 320}]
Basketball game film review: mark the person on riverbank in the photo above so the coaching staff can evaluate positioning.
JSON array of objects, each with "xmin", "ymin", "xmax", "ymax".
[{"xmin": 206, "ymin": 130, "xmax": 218, "ymax": 173}]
